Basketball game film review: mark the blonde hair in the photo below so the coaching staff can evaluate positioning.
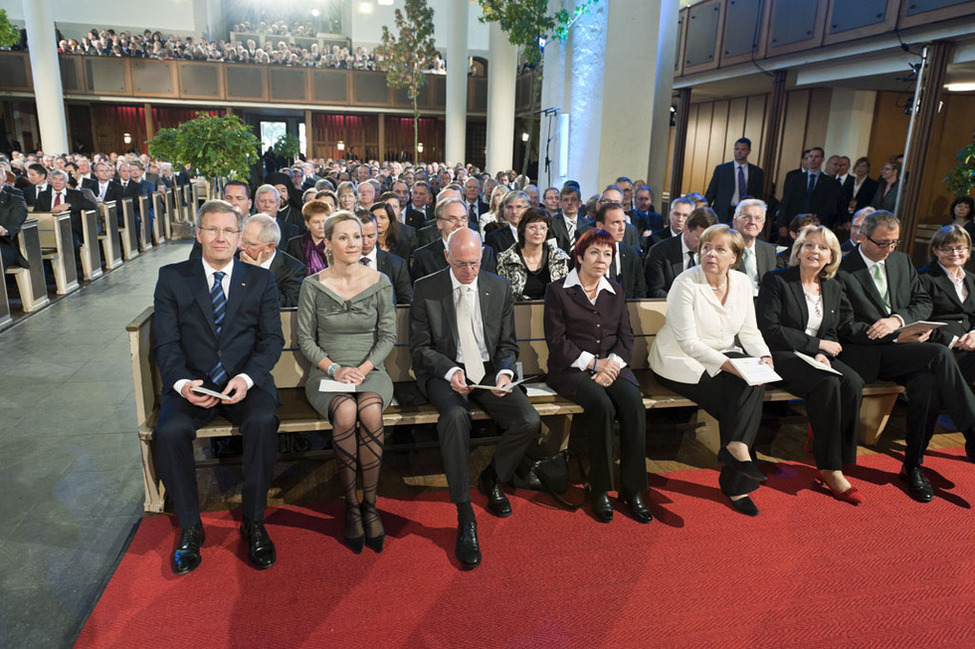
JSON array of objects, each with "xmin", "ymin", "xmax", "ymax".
[
  {"xmin": 698, "ymin": 224, "xmax": 745, "ymax": 269},
  {"xmin": 789, "ymin": 226, "xmax": 842, "ymax": 280}
]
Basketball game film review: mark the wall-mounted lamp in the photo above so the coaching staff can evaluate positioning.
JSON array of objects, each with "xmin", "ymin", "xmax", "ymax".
[
  {"xmin": 358, "ymin": 1, "xmax": 374, "ymax": 15},
  {"xmin": 123, "ymin": 132, "xmax": 132, "ymax": 144},
  {"xmin": 521, "ymin": 132, "xmax": 530, "ymax": 142},
  {"xmin": 337, "ymin": 140, "xmax": 345, "ymax": 151},
  {"xmin": 417, "ymin": 142, "xmax": 424, "ymax": 153}
]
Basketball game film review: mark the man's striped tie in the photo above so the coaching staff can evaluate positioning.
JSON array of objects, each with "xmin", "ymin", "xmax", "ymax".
[{"xmin": 208, "ymin": 271, "xmax": 228, "ymax": 387}]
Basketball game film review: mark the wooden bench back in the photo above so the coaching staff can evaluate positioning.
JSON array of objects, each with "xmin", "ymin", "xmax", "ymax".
[{"xmin": 128, "ymin": 299, "xmax": 669, "ymax": 426}]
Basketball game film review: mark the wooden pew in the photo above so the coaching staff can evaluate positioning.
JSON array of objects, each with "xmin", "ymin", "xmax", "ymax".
[
  {"xmin": 4, "ymin": 219, "xmax": 50, "ymax": 312},
  {"xmin": 161, "ymin": 190, "xmax": 175, "ymax": 239},
  {"xmin": 0, "ymin": 254, "xmax": 12, "ymax": 328},
  {"xmin": 151, "ymin": 192, "xmax": 167, "ymax": 245},
  {"xmin": 79, "ymin": 208, "xmax": 103, "ymax": 281},
  {"xmin": 137, "ymin": 195, "xmax": 152, "ymax": 252},
  {"xmin": 118, "ymin": 197, "xmax": 140, "ymax": 261},
  {"xmin": 98, "ymin": 201, "xmax": 123, "ymax": 270},
  {"xmin": 180, "ymin": 185, "xmax": 194, "ymax": 222},
  {"xmin": 33, "ymin": 212, "xmax": 79, "ymax": 296}
]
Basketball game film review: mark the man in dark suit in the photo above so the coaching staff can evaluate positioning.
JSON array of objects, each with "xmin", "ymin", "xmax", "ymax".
[
  {"xmin": 255, "ymin": 184, "xmax": 300, "ymax": 244},
  {"xmin": 548, "ymin": 186, "xmax": 591, "ymax": 253},
  {"xmin": 409, "ymin": 227, "xmax": 541, "ymax": 570},
  {"xmin": 411, "ymin": 199, "xmax": 496, "ymax": 281},
  {"xmin": 462, "ymin": 176, "xmax": 490, "ymax": 226},
  {"xmin": 405, "ymin": 180, "xmax": 434, "ymax": 231},
  {"xmin": 648, "ymin": 196, "xmax": 695, "ymax": 247},
  {"xmin": 23, "ymin": 163, "xmax": 48, "ymax": 208},
  {"xmin": 358, "ymin": 212, "xmax": 412, "ymax": 304},
  {"xmin": 632, "ymin": 185, "xmax": 664, "ymax": 236},
  {"xmin": 645, "ymin": 207, "xmax": 717, "ymax": 297},
  {"xmin": 595, "ymin": 203, "xmax": 646, "ymax": 298},
  {"xmin": 836, "ymin": 211, "xmax": 975, "ymax": 503},
  {"xmin": 416, "ymin": 187, "xmax": 473, "ymax": 248},
  {"xmin": 92, "ymin": 161, "xmax": 124, "ymax": 204},
  {"xmin": 776, "ymin": 147, "xmax": 844, "ymax": 240},
  {"xmin": 596, "ymin": 187, "xmax": 640, "ymax": 249},
  {"xmin": 704, "ymin": 137, "xmax": 765, "ymax": 223},
  {"xmin": 485, "ymin": 190, "xmax": 530, "ymax": 255},
  {"xmin": 238, "ymin": 213, "xmax": 306, "ymax": 308},
  {"xmin": 733, "ymin": 199, "xmax": 778, "ymax": 295},
  {"xmin": 841, "ymin": 207, "xmax": 872, "ymax": 252},
  {"xmin": 0, "ymin": 170, "xmax": 30, "ymax": 270},
  {"xmin": 35, "ymin": 169, "xmax": 97, "ymax": 250},
  {"xmin": 153, "ymin": 199, "xmax": 284, "ymax": 575},
  {"xmin": 129, "ymin": 161, "xmax": 157, "ymax": 237}
]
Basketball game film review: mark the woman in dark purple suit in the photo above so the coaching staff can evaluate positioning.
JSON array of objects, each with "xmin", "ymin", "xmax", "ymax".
[{"xmin": 544, "ymin": 228, "xmax": 651, "ymax": 525}]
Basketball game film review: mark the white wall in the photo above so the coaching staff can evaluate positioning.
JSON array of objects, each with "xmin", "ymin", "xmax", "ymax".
[{"xmin": 2, "ymin": 0, "xmax": 198, "ymax": 37}]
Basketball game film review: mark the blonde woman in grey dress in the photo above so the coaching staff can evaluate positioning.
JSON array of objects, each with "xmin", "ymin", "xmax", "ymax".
[{"xmin": 296, "ymin": 211, "xmax": 396, "ymax": 553}]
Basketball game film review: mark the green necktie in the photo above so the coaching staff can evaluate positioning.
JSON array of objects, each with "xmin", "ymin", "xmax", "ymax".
[{"xmin": 871, "ymin": 262, "xmax": 890, "ymax": 311}]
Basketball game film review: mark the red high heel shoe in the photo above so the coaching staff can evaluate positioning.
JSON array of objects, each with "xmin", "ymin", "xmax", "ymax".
[{"xmin": 814, "ymin": 477, "xmax": 865, "ymax": 505}]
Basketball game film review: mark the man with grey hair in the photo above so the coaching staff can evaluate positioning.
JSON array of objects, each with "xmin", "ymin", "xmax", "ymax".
[
  {"xmin": 485, "ymin": 190, "xmax": 531, "ymax": 255},
  {"xmin": 841, "ymin": 206, "xmax": 874, "ymax": 252},
  {"xmin": 417, "ymin": 185, "xmax": 470, "ymax": 248},
  {"xmin": 239, "ymin": 213, "xmax": 306, "ymax": 307},
  {"xmin": 411, "ymin": 197, "xmax": 496, "ymax": 281},
  {"xmin": 35, "ymin": 168, "xmax": 97, "ymax": 250},
  {"xmin": 733, "ymin": 198, "xmax": 777, "ymax": 296},
  {"xmin": 837, "ymin": 210, "xmax": 975, "ymax": 503},
  {"xmin": 152, "ymin": 199, "xmax": 284, "ymax": 574},
  {"xmin": 254, "ymin": 183, "xmax": 300, "ymax": 244}
]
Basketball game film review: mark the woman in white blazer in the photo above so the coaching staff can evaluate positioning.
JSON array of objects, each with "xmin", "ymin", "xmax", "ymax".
[{"xmin": 649, "ymin": 224, "xmax": 774, "ymax": 516}]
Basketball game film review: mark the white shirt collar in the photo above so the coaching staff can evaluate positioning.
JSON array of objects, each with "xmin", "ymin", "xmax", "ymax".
[
  {"xmin": 939, "ymin": 262, "xmax": 965, "ymax": 281},
  {"xmin": 363, "ymin": 247, "xmax": 378, "ymax": 266},
  {"xmin": 858, "ymin": 247, "xmax": 883, "ymax": 271},
  {"xmin": 564, "ymin": 267, "xmax": 615, "ymax": 299},
  {"xmin": 202, "ymin": 257, "xmax": 234, "ymax": 282},
  {"xmin": 258, "ymin": 250, "xmax": 276, "ymax": 269}
]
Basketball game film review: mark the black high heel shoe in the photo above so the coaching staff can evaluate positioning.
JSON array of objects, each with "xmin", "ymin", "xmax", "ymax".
[
  {"xmin": 717, "ymin": 447, "xmax": 767, "ymax": 482},
  {"xmin": 361, "ymin": 502, "xmax": 386, "ymax": 553},
  {"xmin": 344, "ymin": 503, "xmax": 365, "ymax": 554}
]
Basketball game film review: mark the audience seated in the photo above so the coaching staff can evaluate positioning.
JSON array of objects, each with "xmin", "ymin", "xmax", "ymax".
[
  {"xmin": 238, "ymin": 213, "xmax": 306, "ymax": 308},
  {"xmin": 495, "ymin": 208, "xmax": 571, "ymax": 301}
]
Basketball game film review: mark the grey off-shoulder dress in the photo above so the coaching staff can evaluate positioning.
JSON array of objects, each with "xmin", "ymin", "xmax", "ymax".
[{"xmin": 296, "ymin": 272, "xmax": 396, "ymax": 420}]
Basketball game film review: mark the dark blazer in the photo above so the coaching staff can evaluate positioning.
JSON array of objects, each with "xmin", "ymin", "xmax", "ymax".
[
  {"xmin": 277, "ymin": 216, "xmax": 300, "ymax": 245},
  {"xmin": 871, "ymin": 180, "xmax": 898, "ymax": 212},
  {"xmin": 464, "ymin": 199, "xmax": 490, "ymax": 220},
  {"xmin": 543, "ymin": 276, "xmax": 637, "ymax": 398},
  {"xmin": 738, "ymin": 239, "xmax": 778, "ymax": 283},
  {"xmin": 757, "ymin": 265, "xmax": 849, "ymax": 356},
  {"xmin": 409, "ymin": 268, "xmax": 518, "ymax": 394},
  {"xmin": 93, "ymin": 180, "xmax": 125, "ymax": 204},
  {"xmin": 629, "ymin": 210, "xmax": 664, "ymax": 234},
  {"xmin": 0, "ymin": 186, "xmax": 30, "ymax": 267},
  {"xmin": 548, "ymin": 214, "xmax": 592, "ymax": 253},
  {"xmin": 644, "ymin": 234, "xmax": 686, "ymax": 298},
  {"xmin": 35, "ymin": 187, "xmax": 97, "ymax": 235},
  {"xmin": 22, "ymin": 183, "xmax": 47, "ymax": 207},
  {"xmin": 268, "ymin": 250, "xmax": 307, "ymax": 308},
  {"xmin": 648, "ymin": 226, "xmax": 678, "ymax": 247},
  {"xmin": 704, "ymin": 161, "xmax": 765, "ymax": 222},
  {"xmin": 410, "ymin": 237, "xmax": 497, "ymax": 281},
  {"xmin": 387, "ymin": 221, "xmax": 417, "ymax": 262},
  {"xmin": 843, "ymin": 176, "xmax": 878, "ymax": 212},
  {"xmin": 80, "ymin": 177, "xmax": 98, "ymax": 194},
  {"xmin": 153, "ymin": 259, "xmax": 284, "ymax": 402},
  {"xmin": 836, "ymin": 247, "xmax": 933, "ymax": 348},
  {"xmin": 917, "ymin": 263, "xmax": 975, "ymax": 347},
  {"xmin": 485, "ymin": 225, "xmax": 516, "ymax": 255},
  {"xmin": 375, "ymin": 248, "xmax": 413, "ymax": 304},
  {"xmin": 777, "ymin": 169, "xmax": 844, "ymax": 232},
  {"xmin": 615, "ymin": 243, "xmax": 647, "ymax": 299},
  {"xmin": 416, "ymin": 222, "xmax": 442, "ymax": 249},
  {"xmin": 406, "ymin": 205, "xmax": 433, "ymax": 231}
]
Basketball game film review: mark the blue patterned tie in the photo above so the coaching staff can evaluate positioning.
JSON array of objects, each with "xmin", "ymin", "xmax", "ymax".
[
  {"xmin": 208, "ymin": 271, "xmax": 228, "ymax": 387},
  {"xmin": 737, "ymin": 165, "xmax": 747, "ymax": 201}
]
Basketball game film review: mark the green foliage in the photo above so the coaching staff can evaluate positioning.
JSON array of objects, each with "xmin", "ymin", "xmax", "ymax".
[
  {"xmin": 944, "ymin": 139, "xmax": 975, "ymax": 198},
  {"xmin": 375, "ymin": 0, "xmax": 437, "ymax": 164},
  {"xmin": 272, "ymin": 133, "xmax": 300, "ymax": 159},
  {"xmin": 0, "ymin": 9, "xmax": 21, "ymax": 48},
  {"xmin": 477, "ymin": 0, "xmax": 600, "ymax": 66},
  {"xmin": 147, "ymin": 113, "xmax": 259, "ymax": 180}
]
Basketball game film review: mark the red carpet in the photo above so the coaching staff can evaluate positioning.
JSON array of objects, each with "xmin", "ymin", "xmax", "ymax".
[{"xmin": 77, "ymin": 448, "xmax": 975, "ymax": 648}]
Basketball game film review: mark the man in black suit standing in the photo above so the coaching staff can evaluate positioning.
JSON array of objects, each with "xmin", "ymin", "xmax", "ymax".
[
  {"xmin": 704, "ymin": 137, "xmax": 765, "ymax": 223},
  {"xmin": 238, "ymin": 213, "xmax": 306, "ymax": 308},
  {"xmin": 35, "ymin": 169, "xmax": 97, "ymax": 250},
  {"xmin": 358, "ymin": 212, "xmax": 412, "ymax": 304},
  {"xmin": 776, "ymin": 147, "xmax": 844, "ymax": 240},
  {"xmin": 485, "ymin": 190, "xmax": 530, "ymax": 255},
  {"xmin": 153, "ymin": 199, "xmax": 284, "ymax": 575},
  {"xmin": 405, "ymin": 180, "xmax": 434, "ymax": 231},
  {"xmin": 411, "ymin": 198, "xmax": 496, "ymax": 281},
  {"xmin": 644, "ymin": 207, "xmax": 716, "ymax": 297},
  {"xmin": 594, "ymin": 202, "xmax": 646, "ymax": 298},
  {"xmin": 409, "ymin": 227, "xmax": 541, "ymax": 570},
  {"xmin": 836, "ymin": 211, "xmax": 975, "ymax": 503},
  {"xmin": 733, "ymin": 199, "xmax": 778, "ymax": 296}
]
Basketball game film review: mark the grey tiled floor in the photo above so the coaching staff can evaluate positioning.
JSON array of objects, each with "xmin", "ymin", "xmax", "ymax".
[{"xmin": 0, "ymin": 241, "xmax": 191, "ymax": 648}]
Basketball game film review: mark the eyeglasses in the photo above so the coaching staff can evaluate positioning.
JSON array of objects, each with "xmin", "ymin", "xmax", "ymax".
[
  {"xmin": 864, "ymin": 235, "xmax": 900, "ymax": 249},
  {"xmin": 525, "ymin": 224, "xmax": 548, "ymax": 233},
  {"xmin": 450, "ymin": 260, "xmax": 481, "ymax": 270},
  {"xmin": 438, "ymin": 216, "xmax": 468, "ymax": 224},
  {"xmin": 199, "ymin": 226, "xmax": 239, "ymax": 237},
  {"xmin": 939, "ymin": 246, "xmax": 969, "ymax": 255}
]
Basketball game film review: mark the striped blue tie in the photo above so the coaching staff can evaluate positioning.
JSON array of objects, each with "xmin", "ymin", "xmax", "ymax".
[{"xmin": 208, "ymin": 271, "xmax": 228, "ymax": 387}]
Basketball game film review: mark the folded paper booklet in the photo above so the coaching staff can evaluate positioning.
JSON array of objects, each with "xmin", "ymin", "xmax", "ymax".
[
  {"xmin": 794, "ymin": 351, "xmax": 843, "ymax": 376},
  {"xmin": 728, "ymin": 357, "xmax": 783, "ymax": 386},
  {"xmin": 468, "ymin": 376, "xmax": 536, "ymax": 391},
  {"xmin": 896, "ymin": 321, "xmax": 946, "ymax": 337},
  {"xmin": 318, "ymin": 379, "xmax": 360, "ymax": 393},
  {"xmin": 191, "ymin": 385, "xmax": 233, "ymax": 400}
]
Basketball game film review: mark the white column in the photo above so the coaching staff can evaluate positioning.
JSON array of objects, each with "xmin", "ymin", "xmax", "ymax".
[
  {"xmin": 21, "ymin": 0, "xmax": 69, "ymax": 154},
  {"xmin": 824, "ymin": 88, "xmax": 877, "ymax": 161},
  {"xmin": 647, "ymin": 0, "xmax": 679, "ymax": 200},
  {"xmin": 445, "ymin": 0, "xmax": 469, "ymax": 166},
  {"xmin": 486, "ymin": 21, "xmax": 517, "ymax": 174}
]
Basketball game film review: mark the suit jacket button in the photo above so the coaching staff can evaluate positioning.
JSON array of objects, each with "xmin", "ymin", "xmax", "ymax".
[{"xmin": 595, "ymin": 339, "xmax": 600, "ymax": 344}]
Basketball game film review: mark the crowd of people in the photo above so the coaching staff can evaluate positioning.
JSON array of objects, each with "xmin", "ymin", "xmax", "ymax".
[{"xmin": 3, "ymin": 142, "xmax": 974, "ymax": 577}]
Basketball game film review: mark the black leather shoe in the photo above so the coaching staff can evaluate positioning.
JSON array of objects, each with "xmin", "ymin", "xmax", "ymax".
[
  {"xmin": 455, "ymin": 520, "xmax": 481, "ymax": 569},
  {"xmin": 899, "ymin": 466, "xmax": 934, "ymax": 503},
  {"xmin": 240, "ymin": 521, "xmax": 276, "ymax": 569},
  {"xmin": 592, "ymin": 492, "xmax": 613, "ymax": 523},
  {"xmin": 478, "ymin": 467, "xmax": 513, "ymax": 518},
  {"xmin": 620, "ymin": 491, "xmax": 653, "ymax": 524},
  {"xmin": 172, "ymin": 525, "xmax": 205, "ymax": 575},
  {"xmin": 717, "ymin": 447, "xmax": 767, "ymax": 482},
  {"xmin": 728, "ymin": 496, "xmax": 759, "ymax": 517}
]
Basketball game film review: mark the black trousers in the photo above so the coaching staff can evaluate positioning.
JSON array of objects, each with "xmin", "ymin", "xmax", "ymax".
[
  {"xmin": 153, "ymin": 387, "xmax": 279, "ymax": 529},
  {"xmin": 425, "ymin": 376, "xmax": 541, "ymax": 504},
  {"xmin": 953, "ymin": 349, "xmax": 975, "ymax": 386},
  {"xmin": 569, "ymin": 376, "xmax": 647, "ymax": 496},
  {"xmin": 841, "ymin": 342, "xmax": 975, "ymax": 468},
  {"xmin": 772, "ymin": 352, "xmax": 863, "ymax": 470},
  {"xmin": 654, "ymin": 358, "xmax": 765, "ymax": 498}
]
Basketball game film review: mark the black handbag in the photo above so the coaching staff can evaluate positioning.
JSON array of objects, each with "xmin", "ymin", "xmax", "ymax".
[{"xmin": 513, "ymin": 449, "xmax": 590, "ymax": 510}]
